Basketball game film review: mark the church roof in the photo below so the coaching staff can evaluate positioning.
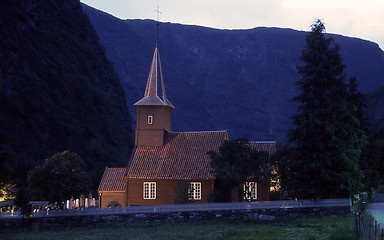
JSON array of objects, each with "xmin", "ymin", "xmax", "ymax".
[
  {"xmin": 134, "ymin": 46, "xmax": 174, "ymax": 108},
  {"xmin": 98, "ymin": 168, "xmax": 127, "ymax": 192},
  {"xmin": 126, "ymin": 130, "xmax": 228, "ymax": 180},
  {"xmin": 249, "ymin": 141, "xmax": 277, "ymax": 156}
]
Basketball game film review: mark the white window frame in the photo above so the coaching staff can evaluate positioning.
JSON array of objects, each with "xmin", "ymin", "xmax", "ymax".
[
  {"xmin": 188, "ymin": 182, "xmax": 201, "ymax": 200},
  {"xmin": 147, "ymin": 115, "xmax": 153, "ymax": 125},
  {"xmin": 143, "ymin": 182, "xmax": 156, "ymax": 199},
  {"xmin": 243, "ymin": 182, "xmax": 257, "ymax": 200}
]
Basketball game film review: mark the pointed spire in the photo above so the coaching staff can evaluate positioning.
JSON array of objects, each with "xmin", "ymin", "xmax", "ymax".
[{"xmin": 134, "ymin": 46, "xmax": 174, "ymax": 108}]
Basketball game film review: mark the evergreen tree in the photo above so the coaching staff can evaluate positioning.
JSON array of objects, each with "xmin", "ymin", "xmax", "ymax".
[
  {"xmin": 288, "ymin": 20, "xmax": 367, "ymax": 199},
  {"xmin": 375, "ymin": 129, "xmax": 384, "ymax": 178},
  {"xmin": 349, "ymin": 76, "xmax": 382, "ymax": 192}
]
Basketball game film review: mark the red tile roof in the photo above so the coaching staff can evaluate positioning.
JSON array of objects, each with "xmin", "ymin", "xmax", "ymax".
[
  {"xmin": 126, "ymin": 131, "xmax": 228, "ymax": 180},
  {"xmin": 98, "ymin": 168, "xmax": 127, "ymax": 192},
  {"xmin": 249, "ymin": 141, "xmax": 277, "ymax": 156}
]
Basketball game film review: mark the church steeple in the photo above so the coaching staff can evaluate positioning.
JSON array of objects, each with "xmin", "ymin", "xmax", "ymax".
[
  {"xmin": 134, "ymin": 45, "xmax": 174, "ymax": 147},
  {"xmin": 134, "ymin": 46, "xmax": 174, "ymax": 108}
]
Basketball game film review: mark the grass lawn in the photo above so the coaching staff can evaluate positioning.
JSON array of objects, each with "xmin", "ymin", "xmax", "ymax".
[{"xmin": 0, "ymin": 215, "xmax": 355, "ymax": 240}]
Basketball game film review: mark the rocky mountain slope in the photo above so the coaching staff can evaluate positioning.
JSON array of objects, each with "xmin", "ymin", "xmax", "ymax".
[
  {"xmin": 0, "ymin": 0, "xmax": 133, "ymax": 186},
  {"xmin": 83, "ymin": 4, "xmax": 384, "ymax": 143}
]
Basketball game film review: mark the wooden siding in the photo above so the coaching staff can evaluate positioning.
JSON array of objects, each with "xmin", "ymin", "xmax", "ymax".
[
  {"xmin": 135, "ymin": 129, "xmax": 164, "ymax": 146},
  {"xmin": 99, "ymin": 192, "xmax": 126, "ymax": 208},
  {"xmin": 135, "ymin": 105, "xmax": 172, "ymax": 146},
  {"xmin": 257, "ymin": 182, "xmax": 270, "ymax": 201},
  {"xmin": 127, "ymin": 179, "xmax": 214, "ymax": 206},
  {"xmin": 137, "ymin": 106, "xmax": 164, "ymax": 130},
  {"xmin": 163, "ymin": 107, "xmax": 172, "ymax": 131}
]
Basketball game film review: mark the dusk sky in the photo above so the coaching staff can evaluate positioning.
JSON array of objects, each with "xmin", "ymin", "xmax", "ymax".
[{"xmin": 80, "ymin": 0, "xmax": 384, "ymax": 50}]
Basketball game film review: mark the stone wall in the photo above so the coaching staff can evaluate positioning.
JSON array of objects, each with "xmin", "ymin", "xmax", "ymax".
[{"xmin": 0, "ymin": 206, "xmax": 350, "ymax": 229}]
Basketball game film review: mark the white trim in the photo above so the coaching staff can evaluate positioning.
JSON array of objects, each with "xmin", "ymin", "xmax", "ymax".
[
  {"xmin": 188, "ymin": 182, "xmax": 201, "ymax": 200},
  {"xmin": 147, "ymin": 115, "xmax": 153, "ymax": 125},
  {"xmin": 143, "ymin": 182, "xmax": 156, "ymax": 199}
]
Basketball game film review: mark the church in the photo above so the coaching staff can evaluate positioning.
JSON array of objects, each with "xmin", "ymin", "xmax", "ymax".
[{"xmin": 97, "ymin": 43, "xmax": 277, "ymax": 207}]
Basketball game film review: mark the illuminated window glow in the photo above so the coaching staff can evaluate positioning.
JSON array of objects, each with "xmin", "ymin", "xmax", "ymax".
[{"xmin": 244, "ymin": 182, "xmax": 257, "ymax": 200}]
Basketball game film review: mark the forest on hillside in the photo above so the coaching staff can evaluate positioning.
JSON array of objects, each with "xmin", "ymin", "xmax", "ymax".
[{"xmin": 0, "ymin": 0, "xmax": 133, "ymax": 198}]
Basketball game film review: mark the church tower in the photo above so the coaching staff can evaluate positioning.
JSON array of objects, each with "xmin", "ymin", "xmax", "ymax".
[{"xmin": 134, "ymin": 45, "xmax": 174, "ymax": 146}]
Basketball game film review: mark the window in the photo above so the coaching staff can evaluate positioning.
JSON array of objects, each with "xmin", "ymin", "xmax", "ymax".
[
  {"xmin": 243, "ymin": 182, "xmax": 257, "ymax": 200},
  {"xmin": 147, "ymin": 115, "xmax": 153, "ymax": 125},
  {"xmin": 188, "ymin": 182, "xmax": 201, "ymax": 200},
  {"xmin": 143, "ymin": 182, "xmax": 156, "ymax": 199}
]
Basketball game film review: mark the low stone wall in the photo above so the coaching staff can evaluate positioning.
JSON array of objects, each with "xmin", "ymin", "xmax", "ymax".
[{"xmin": 0, "ymin": 205, "xmax": 350, "ymax": 229}]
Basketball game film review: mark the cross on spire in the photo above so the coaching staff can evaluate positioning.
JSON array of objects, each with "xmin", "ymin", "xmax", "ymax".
[
  {"xmin": 155, "ymin": 6, "xmax": 161, "ymax": 23},
  {"xmin": 155, "ymin": 6, "xmax": 161, "ymax": 45}
]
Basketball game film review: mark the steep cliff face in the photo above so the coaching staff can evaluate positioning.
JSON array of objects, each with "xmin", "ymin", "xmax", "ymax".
[
  {"xmin": 83, "ymin": 5, "xmax": 384, "ymax": 143},
  {"xmin": 0, "ymin": 0, "xmax": 133, "ymax": 186}
]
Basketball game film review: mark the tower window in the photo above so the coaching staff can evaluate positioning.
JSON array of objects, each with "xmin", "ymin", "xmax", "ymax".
[{"xmin": 147, "ymin": 115, "xmax": 153, "ymax": 125}]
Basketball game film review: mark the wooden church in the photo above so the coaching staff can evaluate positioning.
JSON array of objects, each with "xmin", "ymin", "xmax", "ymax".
[{"xmin": 97, "ymin": 44, "xmax": 277, "ymax": 208}]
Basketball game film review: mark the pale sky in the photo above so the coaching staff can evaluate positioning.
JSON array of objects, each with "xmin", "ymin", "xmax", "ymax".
[{"xmin": 81, "ymin": 0, "xmax": 384, "ymax": 50}]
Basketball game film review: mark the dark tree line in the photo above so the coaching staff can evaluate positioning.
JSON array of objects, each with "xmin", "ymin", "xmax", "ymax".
[
  {"xmin": 1, "ymin": 149, "xmax": 90, "ymax": 208},
  {"xmin": 27, "ymin": 150, "xmax": 90, "ymax": 208},
  {"xmin": 278, "ymin": 20, "xmax": 382, "ymax": 199}
]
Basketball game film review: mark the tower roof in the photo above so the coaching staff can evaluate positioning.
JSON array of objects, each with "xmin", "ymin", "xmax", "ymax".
[{"xmin": 134, "ymin": 46, "xmax": 174, "ymax": 108}]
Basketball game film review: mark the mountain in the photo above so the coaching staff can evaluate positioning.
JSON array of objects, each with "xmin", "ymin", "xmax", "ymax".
[
  {"xmin": 0, "ymin": 0, "xmax": 133, "ymax": 187},
  {"xmin": 365, "ymin": 86, "xmax": 384, "ymax": 132},
  {"xmin": 82, "ymin": 4, "xmax": 384, "ymax": 143}
]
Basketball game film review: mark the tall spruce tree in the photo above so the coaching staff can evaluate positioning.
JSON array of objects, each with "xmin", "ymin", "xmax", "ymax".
[
  {"xmin": 288, "ymin": 20, "xmax": 367, "ymax": 199},
  {"xmin": 349, "ymin": 76, "xmax": 382, "ymax": 192}
]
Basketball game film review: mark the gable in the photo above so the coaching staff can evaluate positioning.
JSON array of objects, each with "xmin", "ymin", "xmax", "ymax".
[
  {"xmin": 126, "ymin": 131, "xmax": 227, "ymax": 180},
  {"xmin": 98, "ymin": 167, "xmax": 127, "ymax": 192}
]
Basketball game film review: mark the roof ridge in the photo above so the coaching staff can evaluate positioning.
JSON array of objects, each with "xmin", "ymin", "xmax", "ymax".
[
  {"xmin": 249, "ymin": 140, "xmax": 277, "ymax": 143},
  {"xmin": 171, "ymin": 130, "xmax": 227, "ymax": 134}
]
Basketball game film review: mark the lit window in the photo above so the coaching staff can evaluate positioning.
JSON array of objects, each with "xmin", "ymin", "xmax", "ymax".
[
  {"xmin": 147, "ymin": 115, "xmax": 153, "ymax": 125},
  {"xmin": 188, "ymin": 182, "xmax": 201, "ymax": 200},
  {"xmin": 143, "ymin": 182, "xmax": 156, "ymax": 199},
  {"xmin": 243, "ymin": 182, "xmax": 257, "ymax": 200}
]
